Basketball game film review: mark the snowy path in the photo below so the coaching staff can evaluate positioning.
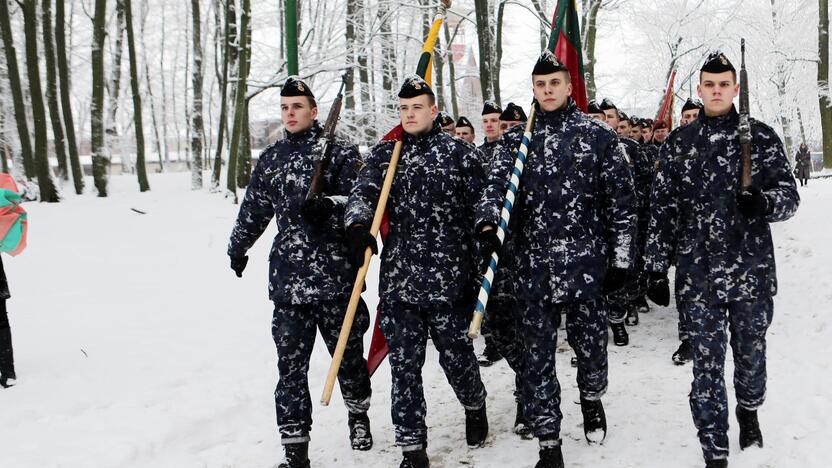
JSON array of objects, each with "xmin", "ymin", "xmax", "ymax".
[{"xmin": 1, "ymin": 173, "xmax": 829, "ymax": 467}]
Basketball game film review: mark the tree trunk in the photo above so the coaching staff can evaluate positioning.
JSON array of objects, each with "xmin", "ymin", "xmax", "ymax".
[
  {"xmin": 444, "ymin": 22, "xmax": 459, "ymax": 118},
  {"xmin": 212, "ymin": 0, "xmax": 231, "ymax": 190},
  {"xmin": 345, "ymin": 0, "xmax": 358, "ymax": 111},
  {"xmin": 769, "ymin": 0, "xmax": 794, "ymax": 162},
  {"xmin": 42, "ymin": 0, "xmax": 69, "ymax": 182},
  {"xmin": 581, "ymin": 0, "xmax": 602, "ymax": 102},
  {"xmin": 55, "ymin": 0, "xmax": 83, "ymax": 193},
  {"xmin": 23, "ymin": 0, "xmax": 59, "ymax": 201},
  {"xmin": 140, "ymin": 0, "xmax": 163, "ymax": 172},
  {"xmin": 819, "ymin": 0, "xmax": 832, "ymax": 168},
  {"xmin": 227, "ymin": 0, "xmax": 249, "ymax": 202},
  {"xmin": 190, "ymin": 0, "xmax": 204, "ymax": 189},
  {"xmin": 529, "ymin": 0, "xmax": 547, "ymax": 51},
  {"xmin": 355, "ymin": 0, "xmax": 373, "ymax": 143},
  {"xmin": 236, "ymin": 12, "xmax": 252, "ymax": 189},
  {"xmin": 159, "ymin": 2, "xmax": 170, "ymax": 163},
  {"xmin": 124, "ymin": 0, "xmax": 148, "ymax": 191},
  {"xmin": 107, "ymin": 0, "xmax": 125, "ymax": 171},
  {"xmin": 474, "ymin": 0, "xmax": 495, "ymax": 102},
  {"xmin": 0, "ymin": 0, "xmax": 35, "ymax": 179},
  {"xmin": 378, "ymin": 0, "xmax": 398, "ymax": 115},
  {"xmin": 91, "ymin": 0, "xmax": 109, "ymax": 196},
  {"xmin": 797, "ymin": 105, "xmax": 808, "ymax": 146},
  {"xmin": 494, "ymin": 0, "xmax": 506, "ymax": 107}
]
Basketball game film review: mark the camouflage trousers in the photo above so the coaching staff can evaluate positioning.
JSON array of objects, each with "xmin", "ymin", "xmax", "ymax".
[
  {"xmin": 520, "ymin": 298, "xmax": 609, "ymax": 440},
  {"xmin": 481, "ymin": 298, "xmax": 525, "ymax": 399},
  {"xmin": 681, "ymin": 297, "xmax": 773, "ymax": 461},
  {"xmin": 272, "ymin": 299, "xmax": 372, "ymax": 445},
  {"xmin": 379, "ymin": 300, "xmax": 487, "ymax": 450}
]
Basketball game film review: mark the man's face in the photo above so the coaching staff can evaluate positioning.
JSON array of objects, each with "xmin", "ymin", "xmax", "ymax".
[
  {"xmin": 281, "ymin": 96, "xmax": 318, "ymax": 134},
  {"xmin": 604, "ymin": 109, "xmax": 619, "ymax": 128},
  {"xmin": 400, "ymin": 95, "xmax": 438, "ymax": 135},
  {"xmin": 500, "ymin": 120, "xmax": 521, "ymax": 132},
  {"xmin": 680, "ymin": 109, "xmax": 699, "ymax": 125},
  {"xmin": 455, "ymin": 127, "xmax": 475, "ymax": 143},
  {"xmin": 442, "ymin": 123, "xmax": 456, "ymax": 135},
  {"xmin": 641, "ymin": 127, "xmax": 653, "ymax": 142},
  {"xmin": 654, "ymin": 127, "xmax": 669, "ymax": 142},
  {"xmin": 630, "ymin": 126, "xmax": 642, "ymax": 140},
  {"xmin": 616, "ymin": 120, "xmax": 631, "ymax": 137},
  {"xmin": 698, "ymin": 71, "xmax": 739, "ymax": 117},
  {"xmin": 482, "ymin": 114, "xmax": 502, "ymax": 141},
  {"xmin": 532, "ymin": 71, "xmax": 572, "ymax": 112}
]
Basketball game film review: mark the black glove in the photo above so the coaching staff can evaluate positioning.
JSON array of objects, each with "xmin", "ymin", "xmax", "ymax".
[
  {"xmin": 230, "ymin": 254, "xmax": 249, "ymax": 278},
  {"xmin": 301, "ymin": 196, "xmax": 335, "ymax": 223},
  {"xmin": 737, "ymin": 185, "xmax": 770, "ymax": 218},
  {"xmin": 646, "ymin": 271, "xmax": 670, "ymax": 307},
  {"xmin": 602, "ymin": 267, "xmax": 630, "ymax": 294},
  {"xmin": 477, "ymin": 228, "xmax": 501, "ymax": 271},
  {"xmin": 346, "ymin": 225, "xmax": 377, "ymax": 266}
]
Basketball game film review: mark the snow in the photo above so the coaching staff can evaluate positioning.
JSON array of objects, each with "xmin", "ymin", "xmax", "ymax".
[{"xmin": 2, "ymin": 172, "xmax": 830, "ymax": 467}]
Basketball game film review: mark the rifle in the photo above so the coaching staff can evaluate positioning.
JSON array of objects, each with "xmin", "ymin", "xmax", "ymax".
[
  {"xmin": 305, "ymin": 72, "xmax": 350, "ymax": 202},
  {"xmin": 738, "ymin": 39, "xmax": 752, "ymax": 192}
]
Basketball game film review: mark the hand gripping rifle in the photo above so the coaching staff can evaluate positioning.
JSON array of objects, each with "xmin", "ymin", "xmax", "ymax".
[
  {"xmin": 738, "ymin": 39, "xmax": 752, "ymax": 192},
  {"xmin": 305, "ymin": 72, "xmax": 350, "ymax": 202}
]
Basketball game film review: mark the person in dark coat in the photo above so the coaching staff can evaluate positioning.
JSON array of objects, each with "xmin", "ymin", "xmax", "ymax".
[
  {"xmin": 794, "ymin": 143, "xmax": 812, "ymax": 186},
  {"xmin": 0, "ymin": 255, "xmax": 15, "ymax": 388},
  {"xmin": 345, "ymin": 75, "xmax": 489, "ymax": 468},
  {"xmin": 477, "ymin": 52, "xmax": 637, "ymax": 468},
  {"xmin": 227, "ymin": 77, "xmax": 372, "ymax": 468},
  {"xmin": 644, "ymin": 52, "xmax": 799, "ymax": 468}
]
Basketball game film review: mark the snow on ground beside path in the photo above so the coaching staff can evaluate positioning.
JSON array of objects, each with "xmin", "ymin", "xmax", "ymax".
[{"xmin": 1, "ymin": 172, "xmax": 830, "ymax": 468}]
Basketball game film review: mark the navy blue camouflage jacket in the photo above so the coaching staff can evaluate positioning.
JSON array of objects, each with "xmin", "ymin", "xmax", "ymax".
[
  {"xmin": 644, "ymin": 107, "xmax": 799, "ymax": 305},
  {"xmin": 345, "ymin": 121, "xmax": 486, "ymax": 305},
  {"xmin": 228, "ymin": 122, "xmax": 361, "ymax": 304},
  {"xmin": 476, "ymin": 99, "xmax": 637, "ymax": 304}
]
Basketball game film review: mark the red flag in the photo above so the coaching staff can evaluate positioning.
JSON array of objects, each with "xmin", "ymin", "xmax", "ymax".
[
  {"xmin": 548, "ymin": 0, "xmax": 588, "ymax": 112},
  {"xmin": 655, "ymin": 70, "xmax": 677, "ymax": 130}
]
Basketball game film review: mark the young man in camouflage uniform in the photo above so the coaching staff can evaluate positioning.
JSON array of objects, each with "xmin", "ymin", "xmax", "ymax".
[
  {"xmin": 644, "ymin": 52, "xmax": 799, "ymax": 468},
  {"xmin": 227, "ymin": 77, "xmax": 372, "ymax": 468},
  {"xmin": 477, "ymin": 53, "xmax": 636, "ymax": 468},
  {"xmin": 454, "ymin": 116, "xmax": 476, "ymax": 144},
  {"xmin": 499, "ymin": 102, "xmax": 528, "ymax": 133},
  {"xmin": 680, "ymin": 98, "xmax": 702, "ymax": 126},
  {"xmin": 345, "ymin": 76, "xmax": 488, "ymax": 468}
]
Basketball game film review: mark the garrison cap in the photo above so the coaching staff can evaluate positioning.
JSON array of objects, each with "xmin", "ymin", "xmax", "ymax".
[
  {"xmin": 587, "ymin": 100, "xmax": 604, "ymax": 115},
  {"xmin": 281, "ymin": 77, "xmax": 315, "ymax": 98},
  {"xmin": 456, "ymin": 116, "xmax": 474, "ymax": 130},
  {"xmin": 398, "ymin": 75, "xmax": 435, "ymax": 99},
  {"xmin": 500, "ymin": 102, "xmax": 527, "ymax": 121},
  {"xmin": 532, "ymin": 49, "xmax": 568, "ymax": 76},
  {"xmin": 482, "ymin": 101, "xmax": 502, "ymax": 116},
  {"xmin": 436, "ymin": 111, "xmax": 455, "ymax": 126},
  {"xmin": 599, "ymin": 98, "xmax": 617, "ymax": 111},
  {"xmin": 681, "ymin": 98, "xmax": 701, "ymax": 113},
  {"xmin": 701, "ymin": 51, "xmax": 736, "ymax": 74}
]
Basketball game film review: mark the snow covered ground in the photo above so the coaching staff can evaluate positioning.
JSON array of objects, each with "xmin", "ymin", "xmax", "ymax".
[{"xmin": 1, "ymin": 172, "xmax": 830, "ymax": 468}]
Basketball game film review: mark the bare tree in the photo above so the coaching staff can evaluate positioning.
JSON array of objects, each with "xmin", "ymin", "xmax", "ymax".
[
  {"xmin": 190, "ymin": 0, "xmax": 204, "ymax": 189},
  {"xmin": 124, "ymin": 0, "xmax": 149, "ymax": 191},
  {"xmin": 106, "ymin": 0, "xmax": 126, "ymax": 170},
  {"xmin": 55, "ymin": 0, "xmax": 84, "ymax": 193},
  {"xmin": 473, "ymin": 0, "xmax": 496, "ymax": 102},
  {"xmin": 22, "ymin": 0, "xmax": 59, "ymax": 201},
  {"xmin": 91, "ymin": 0, "xmax": 109, "ymax": 196},
  {"xmin": 41, "ymin": 0, "xmax": 69, "ymax": 182},
  {"xmin": 0, "ymin": 0, "xmax": 35, "ymax": 179},
  {"xmin": 211, "ymin": 0, "xmax": 231, "ymax": 190},
  {"xmin": 819, "ymin": 0, "xmax": 832, "ymax": 167},
  {"xmin": 226, "ymin": 0, "xmax": 250, "ymax": 202}
]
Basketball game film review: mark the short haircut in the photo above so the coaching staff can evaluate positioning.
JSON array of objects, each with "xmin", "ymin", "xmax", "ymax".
[{"xmin": 307, "ymin": 96, "xmax": 318, "ymax": 108}]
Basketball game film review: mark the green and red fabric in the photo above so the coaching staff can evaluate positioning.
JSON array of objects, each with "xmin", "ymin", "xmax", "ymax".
[
  {"xmin": 0, "ymin": 174, "xmax": 27, "ymax": 256},
  {"xmin": 547, "ymin": 0, "xmax": 587, "ymax": 112}
]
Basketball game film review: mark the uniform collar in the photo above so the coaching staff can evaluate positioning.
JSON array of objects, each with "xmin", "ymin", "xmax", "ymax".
[
  {"xmin": 403, "ymin": 120, "xmax": 442, "ymax": 145},
  {"xmin": 536, "ymin": 98, "xmax": 577, "ymax": 126},
  {"xmin": 285, "ymin": 121, "xmax": 322, "ymax": 144},
  {"xmin": 698, "ymin": 105, "xmax": 739, "ymax": 127}
]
